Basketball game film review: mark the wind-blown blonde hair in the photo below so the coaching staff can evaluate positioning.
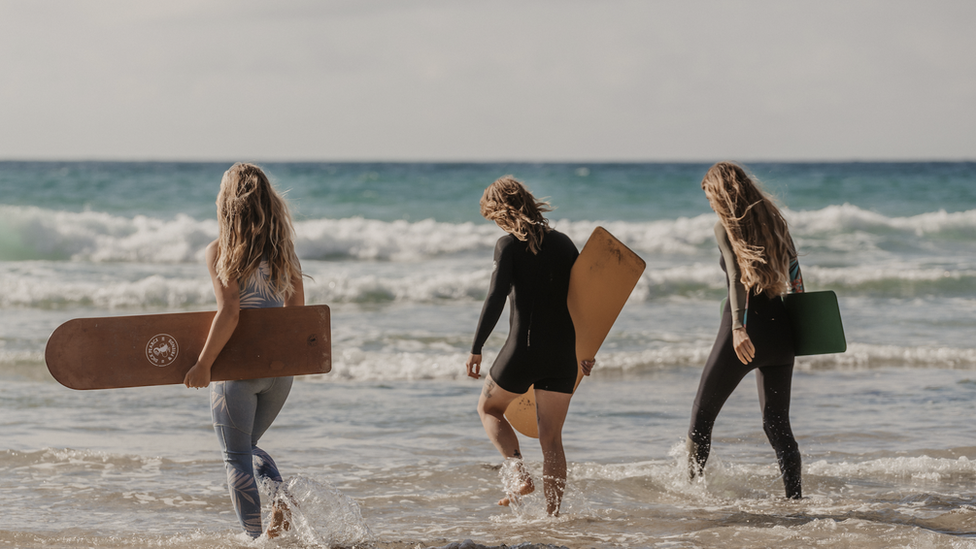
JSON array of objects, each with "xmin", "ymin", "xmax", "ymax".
[
  {"xmin": 703, "ymin": 162, "xmax": 795, "ymax": 297},
  {"xmin": 480, "ymin": 176, "xmax": 551, "ymax": 254},
  {"xmin": 215, "ymin": 163, "xmax": 302, "ymax": 299}
]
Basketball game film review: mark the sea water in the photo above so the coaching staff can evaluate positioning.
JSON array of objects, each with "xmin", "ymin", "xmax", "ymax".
[{"xmin": 1, "ymin": 161, "xmax": 975, "ymax": 548}]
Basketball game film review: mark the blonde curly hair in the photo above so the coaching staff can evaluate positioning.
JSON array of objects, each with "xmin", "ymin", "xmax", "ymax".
[
  {"xmin": 480, "ymin": 175, "xmax": 552, "ymax": 254},
  {"xmin": 702, "ymin": 162, "xmax": 796, "ymax": 297},
  {"xmin": 215, "ymin": 163, "xmax": 302, "ymax": 299}
]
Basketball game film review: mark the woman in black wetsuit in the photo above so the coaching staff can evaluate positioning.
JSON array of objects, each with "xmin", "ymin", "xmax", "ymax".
[
  {"xmin": 465, "ymin": 176, "xmax": 592, "ymax": 516},
  {"xmin": 688, "ymin": 162, "xmax": 805, "ymax": 499}
]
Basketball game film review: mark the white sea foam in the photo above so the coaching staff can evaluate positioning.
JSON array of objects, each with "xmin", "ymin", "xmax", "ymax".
[
  {"xmin": 556, "ymin": 216, "xmax": 719, "ymax": 256},
  {"xmin": 303, "ymin": 265, "xmax": 492, "ymax": 304},
  {"xmin": 0, "ymin": 271, "xmax": 214, "ymax": 309},
  {"xmin": 318, "ymin": 348, "xmax": 473, "ymax": 382},
  {"xmin": 6, "ymin": 342, "xmax": 973, "ymax": 376},
  {"xmin": 586, "ymin": 343, "xmax": 976, "ymax": 372},
  {"xmin": 806, "ymin": 455, "xmax": 976, "ymax": 482},
  {"xmin": 260, "ymin": 343, "xmax": 976, "ymax": 384},
  {"xmin": 4, "ymin": 203, "xmax": 974, "ymax": 264},
  {"xmin": 569, "ymin": 453, "xmax": 976, "ymax": 485},
  {"xmin": 4, "ymin": 293, "xmax": 975, "ymax": 384},
  {"xmin": 804, "ymin": 265, "xmax": 976, "ymax": 286},
  {"xmin": 0, "ymin": 349, "xmax": 44, "ymax": 364},
  {"xmin": 6, "ymin": 260, "xmax": 971, "ymax": 310},
  {"xmin": 0, "ymin": 205, "xmax": 215, "ymax": 263},
  {"xmin": 788, "ymin": 204, "xmax": 976, "ymax": 239},
  {"xmin": 5, "ymin": 448, "xmax": 166, "ymax": 473},
  {"xmin": 795, "ymin": 343, "xmax": 976, "ymax": 370},
  {"xmin": 295, "ymin": 217, "xmax": 495, "ymax": 261}
]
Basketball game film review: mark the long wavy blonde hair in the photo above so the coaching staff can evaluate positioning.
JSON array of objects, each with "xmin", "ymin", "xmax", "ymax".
[
  {"xmin": 215, "ymin": 163, "xmax": 302, "ymax": 299},
  {"xmin": 702, "ymin": 162, "xmax": 795, "ymax": 297},
  {"xmin": 480, "ymin": 175, "xmax": 552, "ymax": 254}
]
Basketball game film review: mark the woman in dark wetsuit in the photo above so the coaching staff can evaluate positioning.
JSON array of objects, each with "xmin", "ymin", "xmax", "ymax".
[
  {"xmin": 687, "ymin": 162, "xmax": 805, "ymax": 499},
  {"xmin": 465, "ymin": 175, "xmax": 592, "ymax": 516}
]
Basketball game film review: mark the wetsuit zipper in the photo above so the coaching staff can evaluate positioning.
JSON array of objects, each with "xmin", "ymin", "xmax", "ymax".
[{"xmin": 528, "ymin": 241, "xmax": 553, "ymax": 348}]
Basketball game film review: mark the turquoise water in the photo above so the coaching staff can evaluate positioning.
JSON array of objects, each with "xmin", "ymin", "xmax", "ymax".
[
  {"xmin": 3, "ymin": 161, "xmax": 974, "ymax": 222},
  {"xmin": 1, "ymin": 161, "xmax": 976, "ymax": 548}
]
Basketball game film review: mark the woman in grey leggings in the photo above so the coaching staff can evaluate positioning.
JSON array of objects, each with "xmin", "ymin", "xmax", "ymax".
[{"xmin": 184, "ymin": 163, "xmax": 305, "ymax": 538}]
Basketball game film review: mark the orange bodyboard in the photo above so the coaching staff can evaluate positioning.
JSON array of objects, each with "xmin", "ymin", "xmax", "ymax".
[
  {"xmin": 504, "ymin": 227, "xmax": 645, "ymax": 438},
  {"xmin": 45, "ymin": 305, "xmax": 332, "ymax": 390}
]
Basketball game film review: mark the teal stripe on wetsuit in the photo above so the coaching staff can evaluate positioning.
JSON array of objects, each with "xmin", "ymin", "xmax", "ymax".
[{"xmin": 211, "ymin": 261, "xmax": 293, "ymax": 538}]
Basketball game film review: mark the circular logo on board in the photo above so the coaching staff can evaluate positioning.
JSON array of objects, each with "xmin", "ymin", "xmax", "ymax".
[{"xmin": 146, "ymin": 334, "xmax": 179, "ymax": 367}]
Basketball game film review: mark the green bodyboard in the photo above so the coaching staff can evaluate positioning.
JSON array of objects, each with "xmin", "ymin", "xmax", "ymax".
[{"xmin": 782, "ymin": 290, "xmax": 847, "ymax": 356}]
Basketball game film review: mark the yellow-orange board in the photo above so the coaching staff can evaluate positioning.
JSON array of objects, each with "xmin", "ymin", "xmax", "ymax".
[
  {"xmin": 504, "ymin": 227, "xmax": 645, "ymax": 438},
  {"xmin": 45, "ymin": 305, "xmax": 331, "ymax": 390}
]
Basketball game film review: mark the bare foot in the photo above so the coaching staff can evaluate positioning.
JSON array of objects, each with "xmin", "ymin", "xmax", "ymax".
[
  {"xmin": 266, "ymin": 500, "xmax": 291, "ymax": 539},
  {"xmin": 498, "ymin": 475, "xmax": 535, "ymax": 506}
]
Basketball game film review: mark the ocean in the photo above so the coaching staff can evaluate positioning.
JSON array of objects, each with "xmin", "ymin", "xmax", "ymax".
[{"xmin": 2, "ymin": 161, "xmax": 975, "ymax": 549}]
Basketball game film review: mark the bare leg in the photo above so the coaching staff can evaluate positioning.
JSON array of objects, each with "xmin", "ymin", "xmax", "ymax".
[
  {"xmin": 534, "ymin": 389, "xmax": 572, "ymax": 516},
  {"xmin": 477, "ymin": 376, "xmax": 535, "ymax": 505}
]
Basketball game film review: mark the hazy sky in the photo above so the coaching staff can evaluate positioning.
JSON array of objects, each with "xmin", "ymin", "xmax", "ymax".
[{"xmin": 1, "ymin": 1, "xmax": 973, "ymax": 161}]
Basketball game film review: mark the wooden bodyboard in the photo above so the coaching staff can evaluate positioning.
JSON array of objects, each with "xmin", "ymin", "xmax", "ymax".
[
  {"xmin": 45, "ymin": 305, "xmax": 331, "ymax": 390},
  {"xmin": 782, "ymin": 291, "xmax": 847, "ymax": 356},
  {"xmin": 504, "ymin": 227, "xmax": 646, "ymax": 438}
]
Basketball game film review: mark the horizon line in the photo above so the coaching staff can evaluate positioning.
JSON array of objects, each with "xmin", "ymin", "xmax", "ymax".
[{"xmin": 1, "ymin": 157, "xmax": 974, "ymax": 164}]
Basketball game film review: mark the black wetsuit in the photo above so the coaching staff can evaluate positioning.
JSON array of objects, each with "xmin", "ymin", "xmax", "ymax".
[
  {"xmin": 471, "ymin": 231, "xmax": 579, "ymax": 395},
  {"xmin": 688, "ymin": 222, "xmax": 803, "ymax": 499}
]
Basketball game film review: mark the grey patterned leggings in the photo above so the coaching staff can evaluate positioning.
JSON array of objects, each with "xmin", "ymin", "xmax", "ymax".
[{"xmin": 210, "ymin": 376, "xmax": 293, "ymax": 537}]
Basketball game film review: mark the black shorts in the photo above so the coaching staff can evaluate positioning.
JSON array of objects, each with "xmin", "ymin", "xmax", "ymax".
[{"xmin": 489, "ymin": 338, "xmax": 578, "ymax": 395}]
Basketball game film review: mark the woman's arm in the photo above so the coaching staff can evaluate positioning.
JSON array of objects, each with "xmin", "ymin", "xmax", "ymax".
[
  {"xmin": 470, "ymin": 237, "xmax": 515, "ymax": 354},
  {"xmin": 466, "ymin": 237, "xmax": 515, "ymax": 378},
  {"xmin": 715, "ymin": 223, "xmax": 748, "ymax": 330},
  {"xmin": 184, "ymin": 241, "xmax": 241, "ymax": 388},
  {"xmin": 715, "ymin": 223, "xmax": 755, "ymax": 364},
  {"xmin": 285, "ymin": 260, "xmax": 306, "ymax": 307},
  {"xmin": 465, "ymin": 353, "xmax": 483, "ymax": 379}
]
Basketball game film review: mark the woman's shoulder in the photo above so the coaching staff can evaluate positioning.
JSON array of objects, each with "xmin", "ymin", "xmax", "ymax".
[
  {"xmin": 545, "ymin": 229, "xmax": 579, "ymax": 256},
  {"xmin": 204, "ymin": 239, "xmax": 220, "ymax": 264},
  {"xmin": 545, "ymin": 228, "xmax": 570, "ymax": 242},
  {"xmin": 713, "ymin": 221, "xmax": 734, "ymax": 246},
  {"xmin": 495, "ymin": 233, "xmax": 519, "ymax": 248},
  {"xmin": 712, "ymin": 220, "xmax": 726, "ymax": 237}
]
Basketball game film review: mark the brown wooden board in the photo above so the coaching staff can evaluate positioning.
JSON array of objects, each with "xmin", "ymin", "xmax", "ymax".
[
  {"xmin": 45, "ymin": 305, "xmax": 331, "ymax": 390},
  {"xmin": 504, "ymin": 227, "xmax": 646, "ymax": 438}
]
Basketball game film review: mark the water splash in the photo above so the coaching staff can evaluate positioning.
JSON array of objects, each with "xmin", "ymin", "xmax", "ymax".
[
  {"xmin": 495, "ymin": 458, "xmax": 526, "ymax": 513},
  {"xmin": 495, "ymin": 459, "xmax": 594, "ymax": 522},
  {"xmin": 260, "ymin": 475, "xmax": 371, "ymax": 547}
]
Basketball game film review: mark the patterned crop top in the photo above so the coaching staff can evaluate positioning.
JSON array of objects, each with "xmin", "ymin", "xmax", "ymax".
[{"xmin": 239, "ymin": 260, "xmax": 285, "ymax": 309}]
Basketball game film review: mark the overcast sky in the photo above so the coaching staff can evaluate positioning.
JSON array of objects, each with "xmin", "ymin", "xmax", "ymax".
[{"xmin": 1, "ymin": 1, "xmax": 973, "ymax": 162}]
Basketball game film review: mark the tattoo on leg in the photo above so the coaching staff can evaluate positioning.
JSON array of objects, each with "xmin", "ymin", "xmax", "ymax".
[
  {"xmin": 513, "ymin": 450, "xmax": 522, "ymax": 459},
  {"xmin": 483, "ymin": 379, "xmax": 495, "ymax": 398}
]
